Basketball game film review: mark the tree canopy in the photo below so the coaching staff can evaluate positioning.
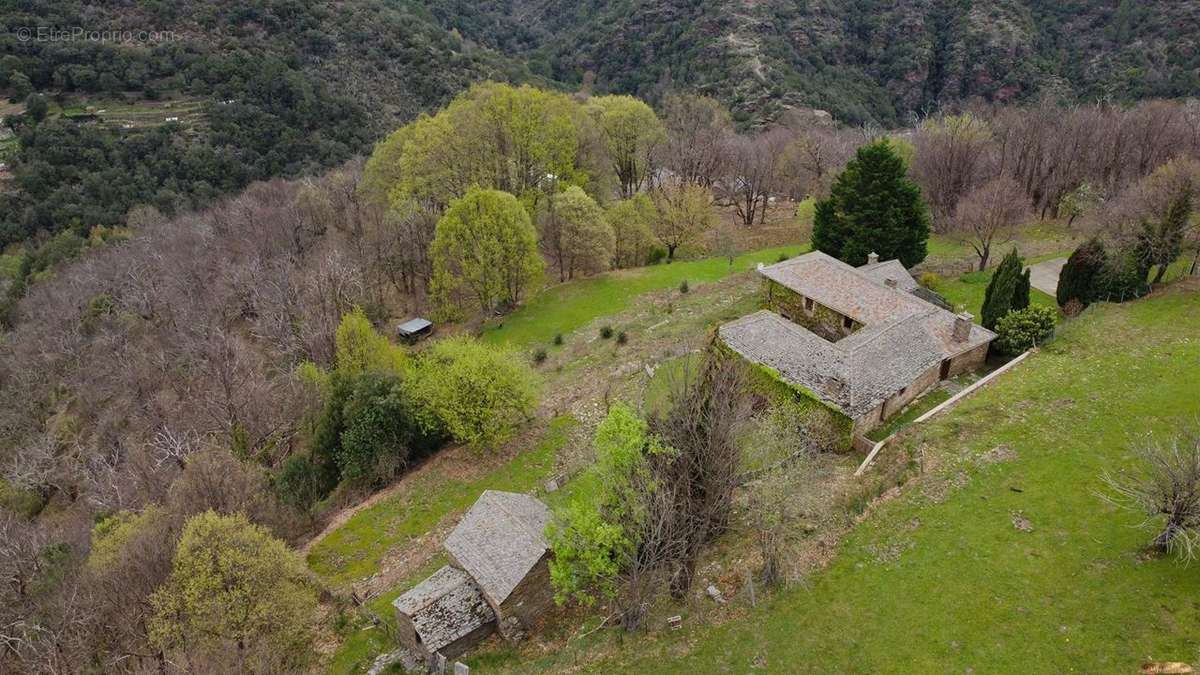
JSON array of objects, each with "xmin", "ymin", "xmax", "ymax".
[
  {"xmin": 430, "ymin": 187, "xmax": 544, "ymax": 319},
  {"xmin": 812, "ymin": 139, "xmax": 931, "ymax": 267},
  {"xmin": 148, "ymin": 511, "xmax": 317, "ymax": 670}
]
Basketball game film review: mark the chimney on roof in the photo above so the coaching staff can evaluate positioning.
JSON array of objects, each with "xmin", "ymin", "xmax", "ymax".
[
  {"xmin": 884, "ymin": 278, "xmax": 897, "ymax": 289},
  {"xmin": 953, "ymin": 313, "xmax": 973, "ymax": 342},
  {"xmin": 867, "ymin": 252, "xmax": 879, "ymax": 265}
]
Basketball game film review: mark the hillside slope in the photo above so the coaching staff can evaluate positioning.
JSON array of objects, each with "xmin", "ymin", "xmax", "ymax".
[{"xmin": 424, "ymin": 0, "xmax": 1200, "ymax": 125}]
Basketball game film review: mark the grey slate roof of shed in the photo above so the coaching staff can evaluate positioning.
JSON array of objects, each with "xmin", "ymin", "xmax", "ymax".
[
  {"xmin": 393, "ymin": 565, "xmax": 496, "ymax": 654},
  {"xmin": 443, "ymin": 491, "xmax": 551, "ymax": 604},
  {"xmin": 723, "ymin": 252, "xmax": 995, "ymax": 418},
  {"xmin": 397, "ymin": 318, "xmax": 433, "ymax": 334}
]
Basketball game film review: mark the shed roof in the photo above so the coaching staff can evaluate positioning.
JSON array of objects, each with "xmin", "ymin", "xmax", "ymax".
[
  {"xmin": 443, "ymin": 491, "xmax": 551, "ymax": 604},
  {"xmin": 722, "ymin": 252, "xmax": 995, "ymax": 418},
  {"xmin": 393, "ymin": 566, "xmax": 496, "ymax": 654},
  {"xmin": 398, "ymin": 318, "xmax": 433, "ymax": 335}
]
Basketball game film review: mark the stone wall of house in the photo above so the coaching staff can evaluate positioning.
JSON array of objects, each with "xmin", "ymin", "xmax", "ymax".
[
  {"xmin": 496, "ymin": 552, "xmax": 554, "ymax": 638},
  {"xmin": 944, "ymin": 342, "xmax": 990, "ymax": 379},
  {"xmin": 880, "ymin": 361, "xmax": 942, "ymax": 420},
  {"xmin": 852, "ymin": 341, "xmax": 992, "ymax": 435},
  {"xmin": 763, "ymin": 280, "xmax": 860, "ymax": 342}
]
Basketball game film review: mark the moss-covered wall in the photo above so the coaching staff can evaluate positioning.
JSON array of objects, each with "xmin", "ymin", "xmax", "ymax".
[
  {"xmin": 762, "ymin": 280, "xmax": 859, "ymax": 342},
  {"xmin": 723, "ymin": 342, "xmax": 854, "ymax": 452}
]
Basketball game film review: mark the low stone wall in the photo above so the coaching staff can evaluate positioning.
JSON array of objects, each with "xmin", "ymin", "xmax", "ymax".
[{"xmin": 854, "ymin": 349, "xmax": 1035, "ymax": 476}]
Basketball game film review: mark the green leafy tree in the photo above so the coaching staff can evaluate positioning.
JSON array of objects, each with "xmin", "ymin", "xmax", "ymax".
[
  {"xmin": 24, "ymin": 93, "xmax": 48, "ymax": 123},
  {"xmin": 539, "ymin": 185, "xmax": 615, "ymax": 280},
  {"xmin": 148, "ymin": 512, "xmax": 317, "ymax": 669},
  {"xmin": 1057, "ymin": 238, "xmax": 1107, "ymax": 307},
  {"xmin": 812, "ymin": 140, "xmax": 930, "ymax": 267},
  {"xmin": 409, "ymin": 337, "xmax": 539, "ymax": 451},
  {"xmin": 430, "ymin": 188, "xmax": 543, "ymax": 320},
  {"xmin": 652, "ymin": 184, "xmax": 713, "ymax": 261},
  {"xmin": 981, "ymin": 249, "xmax": 1028, "ymax": 330},
  {"xmin": 606, "ymin": 193, "xmax": 658, "ymax": 268},
  {"xmin": 547, "ymin": 404, "xmax": 668, "ymax": 606},
  {"xmin": 338, "ymin": 372, "xmax": 441, "ymax": 484},
  {"xmin": 995, "ymin": 305, "xmax": 1058, "ymax": 355},
  {"xmin": 365, "ymin": 82, "xmax": 584, "ymax": 209},
  {"xmin": 332, "ymin": 306, "xmax": 408, "ymax": 377},
  {"xmin": 587, "ymin": 95, "xmax": 666, "ymax": 197}
]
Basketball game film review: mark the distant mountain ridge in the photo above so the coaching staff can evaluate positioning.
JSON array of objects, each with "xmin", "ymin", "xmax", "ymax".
[{"xmin": 417, "ymin": 0, "xmax": 1200, "ymax": 125}]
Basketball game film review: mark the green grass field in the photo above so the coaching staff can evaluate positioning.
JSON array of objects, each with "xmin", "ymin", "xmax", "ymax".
[
  {"xmin": 308, "ymin": 416, "xmax": 577, "ymax": 590},
  {"xmin": 930, "ymin": 268, "xmax": 1059, "ymax": 318},
  {"xmin": 481, "ymin": 245, "xmax": 807, "ymax": 348},
  {"xmin": 483, "ymin": 283, "xmax": 1200, "ymax": 674}
]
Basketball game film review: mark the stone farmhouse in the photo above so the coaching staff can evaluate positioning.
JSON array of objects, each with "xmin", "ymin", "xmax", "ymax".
[
  {"xmin": 393, "ymin": 490, "xmax": 554, "ymax": 661},
  {"xmin": 720, "ymin": 251, "xmax": 996, "ymax": 437}
]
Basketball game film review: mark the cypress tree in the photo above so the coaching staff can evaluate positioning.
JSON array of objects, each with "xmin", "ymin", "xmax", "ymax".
[
  {"xmin": 812, "ymin": 140, "xmax": 931, "ymax": 268},
  {"xmin": 1013, "ymin": 268, "xmax": 1031, "ymax": 312},
  {"xmin": 1057, "ymin": 238, "xmax": 1107, "ymax": 307},
  {"xmin": 981, "ymin": 249, "xmax": 1024, "ymax": 330}
]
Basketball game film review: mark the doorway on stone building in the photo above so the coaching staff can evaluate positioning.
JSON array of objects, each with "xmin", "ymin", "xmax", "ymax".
[{"xmin": 939, "ymin": 358, "xmax": 951, "ymax": 380}]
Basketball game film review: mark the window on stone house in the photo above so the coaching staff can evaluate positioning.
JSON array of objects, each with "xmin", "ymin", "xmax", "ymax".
[
  {"xmin": 804, "ymin": 297, "xmax": 814, "ymax": 312},
  {"xmin": 842, "ymin": 315, "xmax": 853, "ymax": 330}
]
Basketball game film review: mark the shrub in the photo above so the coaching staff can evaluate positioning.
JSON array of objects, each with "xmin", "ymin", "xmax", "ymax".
[
  {"xmin": 678, "ymin": 279, "xmax": 689, "ymax": 294},
  {"xmin": 918, "ymin": 271, "xmax": 942, "ymax": 288},
  {"xmin": 994, "ymin": 306, "xmax": 1057, "ymax": 355},
  {"xmin": 600, "ymin": 325, "xmax": 614, "ymax": 339},
  {"xmin": 273, "ymin": 452, "xmax": 338, "ymax": 509},
  {"xmin": 533, "ymin": 348, "xmax": 548, "ymax": 364},
  {"xmin": 776, "ymin": 252, "xmax": 789, "ymax": 263},
  {"xmin": 1057, "ymin": 237, "xmax": 1107, "ymax": 307},
  {"xmin": 553, "ymin": 333, "xmax": 564, "ymax": 346},
  {"xmin": 1103, "ymin": 429, "xmax": 1200, "ymax": 559},
  {"xmin": 410, "ymin": 337, "xmax": 540, "ymax": 451},
  {"xmin": 647, "ymin": 246, "xmax": 667, "ymax": 264},
  {"xmin": 616, "ymin": 331, "xmax": 628, "ymax": 345}
]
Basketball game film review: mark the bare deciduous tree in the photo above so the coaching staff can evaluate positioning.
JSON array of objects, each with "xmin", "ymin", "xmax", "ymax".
[{"xmin": 951, "ymin": 176, "xmax": 1030, "ymax": 270}]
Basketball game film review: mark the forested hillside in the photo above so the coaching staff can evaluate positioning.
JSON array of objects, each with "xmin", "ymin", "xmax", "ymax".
[
  {"xmin": 2, "ymin": 0, "xmax": 1197, "ymax": 248},
  {"xmin": 0, "ymin": 0, "xmax": 531, "ymax": 245},
  {"xmin": 422, "ymin": 0, "xmax": 1200, "ymax": 126}
]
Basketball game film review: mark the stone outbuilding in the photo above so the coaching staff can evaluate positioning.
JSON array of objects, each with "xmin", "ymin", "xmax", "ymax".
[
  {"xmin": 392, "ymin": 566, "xmax": 496, "ymax": 661},
  {"xmin": 720, "ymin": 251, "xmax": 996, "ymax": 437},
  {"xmin": 393, "ymin": 490, "xmax": 554, "ymax": 662},
  {"xmin": 443, "ymin": 490, "xmax": 554, "ymax": 639}
]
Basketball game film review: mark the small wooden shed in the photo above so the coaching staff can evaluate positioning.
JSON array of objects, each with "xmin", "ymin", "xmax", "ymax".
[{"xmin": 443, "ymin": 490, "xmax": 554, "ymax": 639}]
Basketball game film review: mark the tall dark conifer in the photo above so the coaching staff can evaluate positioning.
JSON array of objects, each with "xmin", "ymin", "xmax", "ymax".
[{"xmin": 812, "ymin": 140, "xmax": 931, "ymax": 268}]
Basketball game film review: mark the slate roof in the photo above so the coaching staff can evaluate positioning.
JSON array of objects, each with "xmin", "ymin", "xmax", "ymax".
[
  {"xmin": 857, "ymin": 259, "xmax": 919, "ymax": 292},
  {"xmin": 443, "ymin": 491, "xmax": 551, "ymax": 605},
  {"xmin": 397, "ymin": 317, "xmax": 433, "ymax": 335},
  {"xmin": 393, "ymin": 566, "xmax": 496, "ymax": 654},
  {"xmin": 723, "ymin": 252, "xmax": 995, "ymax": 418}
]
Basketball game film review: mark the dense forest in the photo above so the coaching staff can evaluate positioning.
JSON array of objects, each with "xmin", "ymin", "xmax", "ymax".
[
  {"xmin": 0, "ymin": 0, "xmax": 530, "ymax": 246},
  {"xmin": 2, "ymin": 0, "xmax": 1199, "ymax": 249},
  {"xmin": 417, "ymin": 0, "xmax": 1200, "ymax": 125}
]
